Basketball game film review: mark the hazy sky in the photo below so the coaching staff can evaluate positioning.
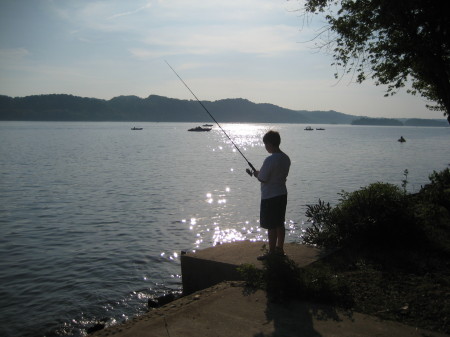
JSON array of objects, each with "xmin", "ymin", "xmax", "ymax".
[{"xmin": 0, "ymin": 0, "xmax": 445, "ymax": 119}]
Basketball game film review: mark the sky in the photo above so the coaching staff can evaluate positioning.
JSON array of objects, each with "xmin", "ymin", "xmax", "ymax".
[{"xmin": 0, "ymin": 0, "xmax": 446, "ymax": 119}]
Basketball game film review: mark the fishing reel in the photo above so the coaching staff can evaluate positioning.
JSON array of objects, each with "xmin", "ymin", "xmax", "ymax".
[{"xmin": 246, "ymin": 168, "xmax": 253, "ymax": 177}]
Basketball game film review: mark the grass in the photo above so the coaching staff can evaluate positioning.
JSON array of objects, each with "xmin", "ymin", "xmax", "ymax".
[
  {"xmin": 240, "ymin": 169, "xmax": 450, "ymax": 334},
  {"xmin": 239, "ymin": 247, "xmax": 450, "ymax": 334},
  {"xmin": 317, "ymin": 248, "xmax": 450, "ymax": 334},
  {"xmin": 343, "ymin": 267, "xmax": 449, "ymax": 333}
]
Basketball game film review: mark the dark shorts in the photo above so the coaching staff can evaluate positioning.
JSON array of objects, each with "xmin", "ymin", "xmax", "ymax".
[{"xmin": 260, "ymin": 194, "xmax": 287, "ymax": 229}]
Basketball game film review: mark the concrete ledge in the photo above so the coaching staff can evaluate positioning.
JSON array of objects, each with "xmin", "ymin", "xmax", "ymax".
[
  {"xmin": 91, "ymin": 242, "xmax": 449, "ymax": 337},
  {"xmin": 181, "ymin": 241, "xmax": 323, "ymax": 295},
  {"xmin": 93, "ymin": 281, "xmax": 449, "ymax": 337}
]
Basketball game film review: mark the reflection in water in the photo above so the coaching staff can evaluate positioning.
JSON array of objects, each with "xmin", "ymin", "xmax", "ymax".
[
  {"xmin": 179, "ymin": 195, "xmax": 305, "ymax": 249},
  {"xmin": 222, "ymin": 123, "xmax": 268, "ymax": 141},
  {"xmin": 208, "ymin": 123, "xmax": 268, "ymax": 155},
  {"xmin": 3, "ymin": 122, "xmax": 450, "ymax": 337},
  {"xmin": 213, "ymin": 227, "xmax": 246, "ymax": 245},
  {"xmin": 179, "ymin": 123, "xmax": 303, "ymax": 249}
]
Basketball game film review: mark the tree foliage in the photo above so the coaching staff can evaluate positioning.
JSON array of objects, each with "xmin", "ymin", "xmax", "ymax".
[{"xmin": 302, "ymin": 0, "xmax": 450, "ymax": 123}]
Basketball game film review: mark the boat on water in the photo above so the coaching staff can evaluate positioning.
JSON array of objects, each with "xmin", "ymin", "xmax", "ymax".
[
  {"xmin": 131, "ymin": 127, "xmax": 143, "ymax": 130},
  {"xmin": 202, "ymin": 124, "xmax": 213, "ymax": 127},
  {"xmin": 398, "ymin": 136, "xmax": 406, "ymax": 143},
  {"xmin": 316, "ymin": 128, "xmax": 326, "ymax": 131},
  {"xmin": 304, "ymin": 126, "xmax": 314, "ymax": 131},
  {"xmin": 188, "ymin": 126, "xmax": 212, "ymax": 132}
]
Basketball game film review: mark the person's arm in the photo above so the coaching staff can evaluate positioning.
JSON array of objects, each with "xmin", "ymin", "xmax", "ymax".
[
  {"xmin": 257, "ymin": 157, "xmax": 272, "ymax": 183},
  {"xmin": 254, "ymin": 170, "xmax": 267, "ymax": 183}
]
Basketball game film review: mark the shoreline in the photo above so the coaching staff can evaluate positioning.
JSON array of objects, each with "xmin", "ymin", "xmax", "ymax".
[{"xmin": 91, "ymin": 242, "xmax": 449, "ymax": 337}]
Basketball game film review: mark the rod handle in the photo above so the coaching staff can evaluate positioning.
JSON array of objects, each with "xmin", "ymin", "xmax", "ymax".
[{"xmin": 248, "ymin": 162, "xmax": 257, "ymax": 173}]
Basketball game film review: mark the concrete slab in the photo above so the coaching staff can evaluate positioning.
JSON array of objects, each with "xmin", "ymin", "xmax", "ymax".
[
  {"xmin": 181, "ymin": 241, "xmax": 324, "ymax": 295},
  {"xmin": 92, "ymin": 281, "xmax": 449, "ymax": 337}
]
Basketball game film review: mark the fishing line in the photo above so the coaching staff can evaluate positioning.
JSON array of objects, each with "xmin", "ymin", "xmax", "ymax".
[{"xmin": 165, "ymin": 60, "xmax": 256, "ymax": 175}]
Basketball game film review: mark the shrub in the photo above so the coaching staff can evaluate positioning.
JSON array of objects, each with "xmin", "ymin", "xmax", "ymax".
[
  {"xmin": 303, "ymin": 199, "xmax": 337, "ymax": 247},
  {"xmin": 304, "ymin": 182, "xmax": 412, "ymax": 250},
  {"xmin": 420, "ymin": 168, "xmax": 450, "ymax": 210},
  {"xmin": 303, "ymin": 168, "xmax": 450, "ymax": 258},
  {"xmin": 413, "ymin": 168, "xmax": 450, "ymax": 255}
]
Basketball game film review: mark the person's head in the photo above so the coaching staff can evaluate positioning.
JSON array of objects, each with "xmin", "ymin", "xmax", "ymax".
[
  {"xmin": 263, "ymin": 130, "xmax": 281, "ymax": 147},
  {"xmin": 263, "ymin": 130, "xmax": 281, "ymax": 153}
]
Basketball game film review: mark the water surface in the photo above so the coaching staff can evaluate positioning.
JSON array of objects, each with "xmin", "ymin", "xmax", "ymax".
[{"xmin": 0, "ymin": 122, "xmax": 448, "ymax": 336}]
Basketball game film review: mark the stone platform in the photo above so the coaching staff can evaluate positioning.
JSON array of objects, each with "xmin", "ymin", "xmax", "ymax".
[
  {"xmin": 92, "ymin": 241, "xmax": 449, "ymax": 337},
  {"xmin": 93, "ymin": 281, "xmax": 448, "ymax": 337},
  {"xmin": 181, "ymin": 241, "xmax": 324, "ymax": 294}
]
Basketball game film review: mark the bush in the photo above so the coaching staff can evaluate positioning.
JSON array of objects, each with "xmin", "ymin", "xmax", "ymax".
[
  {"xmin": 303, "ymin": 168, "xmax": 450, "ymax": 259},
  {"xmin": 420, "ymin": 168, "xmax": 450, "ymax": 210},
  {"xmin": 413, "ymin": 168, "xmax": 450, "ymax": 255},
  {"xmin": 304, "ymin": 182, "xmax": 412, "ymax": 250}
]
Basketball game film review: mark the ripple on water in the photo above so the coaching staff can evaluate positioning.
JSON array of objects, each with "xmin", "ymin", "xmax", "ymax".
[{"xmin": 1, "ymin": 122, "xmax": 450, "ymax": 337}]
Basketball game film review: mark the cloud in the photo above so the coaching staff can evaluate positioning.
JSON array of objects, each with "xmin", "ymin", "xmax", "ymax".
[
  {"xmin": 0, "ymin": 48, "xmax": 30, "ymax": 60},
  {"xmin": 107, "ymin": 2, "xmax": 152, "ymax": 20},
  {"xmin": 129, "ymin": 48, "xmax": 169, "ymax": 60},
  {"xmin": 155, "ymin": 0, "xmax": 278, "ymax": 19},
  {"xmin": 132, "ymin": 24, "xmax": 303, "ymax": 60},
  {"xmin": 44, "ymin": 0, "xmax": 309, "ymax": 59},
  {"xmin": 48, "ymin": 1, "xmax": 150, "ymax": 33},
  {"xmin": 183, "ymin": 26, "xmax": 301, "ymax": 55},
  {"xmin": 0, "ymin": 48, "xmax": 31, "ymax": 69}
]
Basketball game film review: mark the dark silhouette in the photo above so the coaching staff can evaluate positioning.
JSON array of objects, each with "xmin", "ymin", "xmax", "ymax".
[
  {"xmin": 302, "ymin": 0, "xmax": 450, "ymax": 123},
  {"xmin": 352, "ymin": 117, "xmax": 404, "ymax": 126},
  {"xmin": 0, "ymin": 94, "xmax": 448, "ymax": 126}
]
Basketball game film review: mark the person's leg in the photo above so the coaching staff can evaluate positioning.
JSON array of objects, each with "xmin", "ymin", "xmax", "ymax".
[
  {"xmin": 257, "ymin": 228, "xmax": 276, "ymax": 260},
  {"xmin": 275, "ymin": 226, "xmax": 285, "ymax": 254},
  {"xmin": 275, "ymin": 194, "xmax": 287, "ymax": 255},
  {"xmin": 268, "ymin": 228, "xmax": 277, "ymax": 253}
]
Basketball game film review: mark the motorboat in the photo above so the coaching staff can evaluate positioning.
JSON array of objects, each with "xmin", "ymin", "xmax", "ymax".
[{"xmin": 188, "ymin": 126, "xmax": 212, "ymax": 132}]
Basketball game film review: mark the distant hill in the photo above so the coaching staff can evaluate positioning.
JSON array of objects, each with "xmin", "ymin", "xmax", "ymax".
[
  {"xmin": 352, "ymin": 117, "xmax": 404, "ymax": 126},
  {"xmin": 0, "ymin": 94, "xmax": 447, "ymax": 126},
  {"xmin": 0, "ymin": 94, "xmax": 355, "ymax": 123},
  {"xmin": 300, "ymin": 110, "xmax": 356, "ymax": 124},
  {"xmin": 351, "ymin": 116, "xmax": 449, "ymax": 127},
  {"xmin": 403, "ymin": 118, "xmax": 449, "ymax": 127}
]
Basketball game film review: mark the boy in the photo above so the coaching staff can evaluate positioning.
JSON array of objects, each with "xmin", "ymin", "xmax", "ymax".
[{"xmin": 253, "ymin": 131, "xmax": 291, "ymax": 260}]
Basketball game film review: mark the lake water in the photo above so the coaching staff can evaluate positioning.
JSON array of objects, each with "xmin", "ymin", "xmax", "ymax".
[{"xmin": 0, "ymin": 121, "xmax": 449, "ymax": 337}]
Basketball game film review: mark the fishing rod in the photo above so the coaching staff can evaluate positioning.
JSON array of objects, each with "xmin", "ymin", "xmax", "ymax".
[{"xmin": 165, "ymin": 60, "xmax": 256, "ymax": 176}]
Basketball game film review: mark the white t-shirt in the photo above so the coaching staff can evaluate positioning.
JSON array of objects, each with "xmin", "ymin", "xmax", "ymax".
[{"xmin": 258, "ymin": 151, "xmax": 291, "ymax": 200}]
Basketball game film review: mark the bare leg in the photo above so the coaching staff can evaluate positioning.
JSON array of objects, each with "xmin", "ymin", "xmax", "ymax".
[
  {"xmin": 276, "ymin": 226, "xmax": 285, "ymax": 254},
  {"xmin": 268, "ymin": 228, "xmax": 277, "ymax": 253}
]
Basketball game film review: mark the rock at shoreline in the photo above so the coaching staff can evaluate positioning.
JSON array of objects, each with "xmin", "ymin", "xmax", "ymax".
[{"xmin": 148, "ymin": 293, "xmax": 176, "ymax": 308}]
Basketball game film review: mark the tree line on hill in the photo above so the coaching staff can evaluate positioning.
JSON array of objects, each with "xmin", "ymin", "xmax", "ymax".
[
  {"xmin": 0, "ymin": 94, "xmax": 447, "ymax": 126},
  {"xmin": 351, "ymin": 117, "xmax": 448, "ymax": 127}
]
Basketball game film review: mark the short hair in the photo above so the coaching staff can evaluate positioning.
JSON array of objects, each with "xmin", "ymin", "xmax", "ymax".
[{"xmin": 263, "ymin": 130, "xmax": 281, "ymax": 147}]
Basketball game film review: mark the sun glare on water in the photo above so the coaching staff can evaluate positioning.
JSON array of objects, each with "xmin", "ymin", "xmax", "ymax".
[{"xmin": 219, "ymin": 123, "xmax": 268, "ymax": 149}]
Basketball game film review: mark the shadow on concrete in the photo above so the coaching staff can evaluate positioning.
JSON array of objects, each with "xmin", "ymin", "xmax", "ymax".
[
  {"xmin": 254, "ymin": 296, "xmax": 348, "ymax": 337},
  {"xmin": 243, "ymin": 253, "xmax": 354, "ymax": 337}
]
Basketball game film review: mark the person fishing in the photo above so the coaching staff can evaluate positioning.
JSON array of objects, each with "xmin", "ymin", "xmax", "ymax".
[
  {"xmin": 166, "ymin": 62, "xmax": 291, "ymax": 260},
  {"xmin": 253, "ymin": 131, "xmax": 291, "ymax": 260}
]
